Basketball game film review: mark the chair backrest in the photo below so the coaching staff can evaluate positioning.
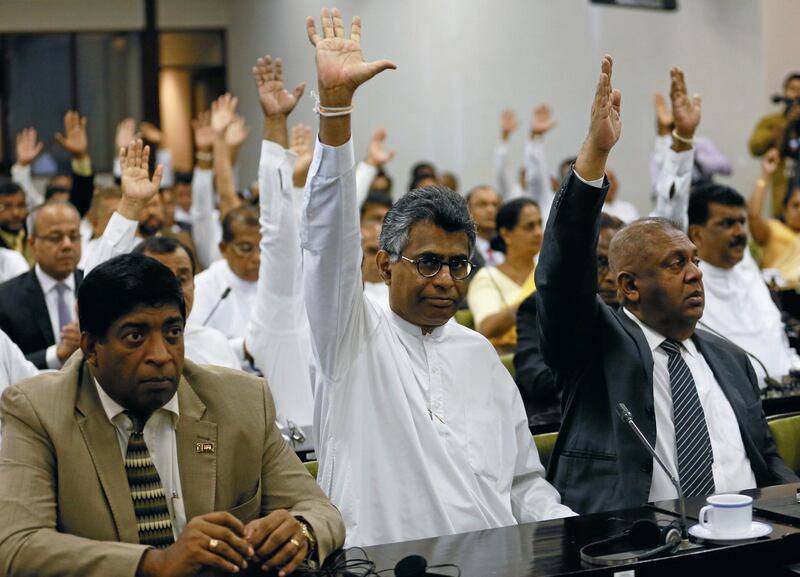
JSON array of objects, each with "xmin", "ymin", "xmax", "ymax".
[
  {"xmin": 500, "ymin": 353, "xmax": 515, "ymax": 379},
  {"xmin": 533, "ymin": 431, "xmax": 558, "ymax": 469},
  {"xmin": 304, "ymin": 460, "xmax": 319, "ymax": 479},
  {"xmin": 767, "ymin": 413, "xmax": 800, "ymax": 473},
  {"xmin": 455, "ymin": 309, "xmax": 474, "ymax": 329}
]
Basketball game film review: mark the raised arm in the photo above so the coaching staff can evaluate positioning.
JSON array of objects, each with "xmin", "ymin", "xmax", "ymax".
[
  {"xmin": 522, "ymin": 105, "xmax": 557, "ymax": 204},
  {"xmin": 535, "ymin": 56, "xmax": 620, "ymax": 369},
  {"xmin": 302, "ymin": 7, "xmax": 395, "ymax": 381},
  {"xmin": 55, "ymin": 111, "xmax": 94, "ymax": 217},
  {"xmin": 190, "ymin": 111, "xmax": 223, "ymax": 268},
  {"xmin": 355, "ymin": 128, "xmax": 394, "ymax": 206},
  {"xmin": 650, "ymin": 67, "xmax": 701, "ymax": 232},
  {"xmin": 245, "ymin": 54, "xmax": 314, "ymax": 427},
  {"xmin": 748, "ymin": 148, "xmax": 780, "ymax": 246},
  {"xmin": 210, "ymin": 93, "xmax": 243, "ymax": 219},
  {"xmin": 82, "ymin": 140, "xmax": 163, "ymax": 274},
  {"xmin": 11, "ymin": 128, "xmax": 45, "ymax": 209}
]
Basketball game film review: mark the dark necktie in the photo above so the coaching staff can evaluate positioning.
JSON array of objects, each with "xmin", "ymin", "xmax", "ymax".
[
  {"xmin": 659, "ymin": 339, "xmax": 716, "ymax": 497},
  {"xmin": 123, "ymin": 411, "xmax": 175, "ymax": 548}
]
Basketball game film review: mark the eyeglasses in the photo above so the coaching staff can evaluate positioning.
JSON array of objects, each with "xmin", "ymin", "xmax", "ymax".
[
  {"xmin": 229, "ymin": 242, "xmax": 258, "ymax": 257},
  {"xmin": 34, "ymin": 232, "xmax": 81, "ymax": 244},
  {"xmin": 398, "ymin": 255, "xmax": 474, "ymax": 280}
]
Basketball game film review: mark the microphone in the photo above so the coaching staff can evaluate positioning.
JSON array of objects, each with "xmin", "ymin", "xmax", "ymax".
[
  {"xmin": 201, "ymin": 287, "xmax": 231, "ymax": 326},
  {"xmin": 394, "ymin": 555, "xmax": 455, "ymax": 577},
  {"xmin": 615, "ymin": 403, "xmax": 689, "ymax": 540}
]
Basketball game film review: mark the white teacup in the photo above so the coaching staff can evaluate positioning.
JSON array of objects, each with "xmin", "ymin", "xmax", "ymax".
[{"xmin": 698, "ymin": 494, "xmax": 753, "ymax": 537}]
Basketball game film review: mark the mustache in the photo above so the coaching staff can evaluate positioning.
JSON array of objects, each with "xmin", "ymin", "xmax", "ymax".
[{"xmin": 729, "ymin": 235, "xmax": 747, "ymax": 249}]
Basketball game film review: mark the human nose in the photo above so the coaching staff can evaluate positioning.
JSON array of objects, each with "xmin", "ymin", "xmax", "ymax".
[
  {"xmin": 431, "ymin": 263, "xmax": 456, "ymax": 287},
  {"xmin": 145, "ymin": 333, "xmax": 172, "ymax": 365}
]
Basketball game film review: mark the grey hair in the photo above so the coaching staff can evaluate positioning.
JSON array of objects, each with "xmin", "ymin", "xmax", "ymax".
[
  {"xmin": 608, "ymin": 217, "xmax": 683, "ymax": 274},
  {"xmin": 28, "ymin": 200, "xmax": 80, "ymax": 237},
  {"xmin": 379, "ymin": 185, "xmax": 476, "ymax": 261}
]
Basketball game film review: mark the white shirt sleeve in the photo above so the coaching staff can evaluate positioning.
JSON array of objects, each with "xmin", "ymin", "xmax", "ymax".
[
  {"xmin": 245, "ymin": 140, "xmax": 315, "ymax": 426},
  {"xmin": 45, "ymin": 344, "xmax": 61, "ymax": 370},
  {"xmin": 522, "ymin": 137, "xmax": 553, "ymax": 203},
  {"xmin": 649, "ymin": 148, "xmax": 695, "ymax": 232},
  {"xmin": 11, "ymin": 164, "xmax": 44, "ymax": 209},
  {"xmin": 355, "ymin": 160, "xmax": 378, "ymax": 207},
  {"xmin": 0, "ymin": 330, "xmax": 38, "ymax": 390},
  {"xmin": 649, "ymin": 134, "xmax": 672, "ymax": 203},
  {"xmin": 190, "ymin": 168, "xmax": 222, "ymax": 268},
  {"xmin": 494, "ymin": 141, "xmax": 514, "ymax": 199},
  {"xmin": 301, "ymin": 138, "xmax": 369, "ymax": 384},
  {"xmin": 80, "ymin": 212, "xmax": 139, "ymax": 274}
]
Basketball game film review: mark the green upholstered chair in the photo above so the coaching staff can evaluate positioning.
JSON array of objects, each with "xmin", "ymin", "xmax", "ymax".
[
  {"xmin": 767, "ymin": 413, "xmax": 800, "ymax": 473},
  {"xmin": 500, "ymin": 353, "xmax": 515, "ymax": 379},
  {"xmin": 533, "ymin": 431, "xmax": 558, "ymax": 469},
  {"xmin": 304, "ymin": 460, "xmax": 319, "ymax": 479},
  {"xmin": 455, "ymin": 309, "xmax": 474, "ymax": 329}
]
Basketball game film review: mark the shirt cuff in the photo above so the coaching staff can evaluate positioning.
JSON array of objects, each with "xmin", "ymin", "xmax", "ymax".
[
  {"xmin": 572, "ymin": 169, "xmax": 605, "ymax": 189},
  {"xmin": 72, "ymin": 156, "xmax": 93, "ymax": 177},
  {"xmin": 105, "ymin": 211, "xmax": 138, "ymax": 245},
  {"xmin": 46, "ymin": 344, "xmax": 62, "ymax": 369},
  {"xmin": 313, "ymin": 137, "xmax": 355, "ymax": 179},
  {"xmin": 260, "ymin": 139, "xmax": 295, "ymax": 170}
]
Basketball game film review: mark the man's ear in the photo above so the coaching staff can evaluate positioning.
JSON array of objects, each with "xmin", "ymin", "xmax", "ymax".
[
  {"xmin": 687, "ymin": 224, "xmax": 702, "ymax": 246},
  {"xmin": 218, "ymin": 241, "xmax": 227, "ymax": 256},
  {"xmin": 376, "ymin": 250, "xmax": 392, "ymax": 285},
  {"xmin": 80, "ymin": 332, "xmax": 99, "ymax": 367},
  {"xmin": 617, "ymin": 271, "xmax": 639, "ymax": 304}
]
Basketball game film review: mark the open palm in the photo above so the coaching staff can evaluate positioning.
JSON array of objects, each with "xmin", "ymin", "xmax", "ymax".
[
  {"xmin": 120, "ymin": 139, "xmax": 162, "ymax": 203},
  {"xmin": 670, "ymin": 67, "xmax": 701, "ymax": 137},
  {"xmin": 253, "ymin": 55, "xmax": 306, "ymax": 117},
  {"xmin": 588, "ymin": 56, "xmax": 622, "ymax": 153}
]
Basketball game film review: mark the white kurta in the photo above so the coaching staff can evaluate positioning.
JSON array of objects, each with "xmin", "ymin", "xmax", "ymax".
[
  {"xmin": 0, "ymin": 248, "xmax": 28, "ymax": 284},
  {"xmin": 189, "ymin": 258, "xmax": 255, "ymax": 365},
  {"xmin": 183, "ymin": 324, "xmax": 239, "ymax": 370},
  {"xmin": 302, "ymin": 138, "xmax": 574, "ymax": 548},
  {"xmin": 0, "ymin": 328, "xmax": 38, "ymax": 447}
]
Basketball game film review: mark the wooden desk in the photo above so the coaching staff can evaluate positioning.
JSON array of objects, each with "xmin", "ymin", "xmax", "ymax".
[{"xmin": 332, "ymin": 484, "xmax": 800, "ymax": 576}]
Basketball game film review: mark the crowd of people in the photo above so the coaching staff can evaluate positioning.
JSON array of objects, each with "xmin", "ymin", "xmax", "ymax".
[{"xmin": 0, "ymin": 7, "xmax": 799, "ymax": 576}]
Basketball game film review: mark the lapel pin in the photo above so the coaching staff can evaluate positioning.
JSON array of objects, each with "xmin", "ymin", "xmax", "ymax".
[{"xmin": 196, "ymin": 442, "xmax": 215, "ymax": 454}]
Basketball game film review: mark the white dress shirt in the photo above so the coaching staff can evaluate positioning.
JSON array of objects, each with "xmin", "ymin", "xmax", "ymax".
[
  {"xmin": 363, "ymin": 281, "xmax": 390, "ymax": 312},
  {"xmin": 189, "ymin": 259, "xmax": 255, "ymax": 366},
  {"xmin": 622, "ymin": 308, "xmax": 757, "ymax": 501},
  {"xmin": 190, "ymin": 168, "xmax": 223, "ymax": 269},
  {"xmin": 474, "ymin": 236, "xmax": 505, "ymax": 267},
  {"xmin": 94, "ymin": 379, "xmax": 187, "ymax": 538},
  {"xmin": 0, "ymin": 328, "xmax": 38, "ymax": 445},
  {"xmin": 603, "ymin": 199, "xmax": 639, "ymax": 223},
  {"xmin": 244, "ymin": 140, "xmax": 315, "ymax": 429},
  {"xmin": 80, "ymin": 212, "xmax": 139, "ymax": 274},
  {"xmin": 184, "ymin": 324, "xmax": 239, "ymax": 370},
  {"xmin": 34, "ymin": 265, "xmax": 75, "ymax": 369},
  {"xmin": 0, "ymin": 248, "xmax": 28, "ymax": 284},
  {"xmin": 302, "ymin": 138, "xmax": 574, "ymax": 547}
]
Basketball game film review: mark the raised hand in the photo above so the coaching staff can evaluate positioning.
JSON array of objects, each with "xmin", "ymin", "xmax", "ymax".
[
  {"xmin": 15, "ymin": 128, "xmax": 43, "ymax": 166},
  {"xmin": 762, "ymin": 148, "xmax": 780, "ymax": 177},
  {"xmin": 55, "ymin": 110, "xmax": 89, "ymax": 159},
  {"xmin": 225, "ymin": 115, "xmax": 250, "ymax": 149},
  {"xmin": 140, "ymin": 121, "xmax": 163, "ymax": 144},
  {"xmin": 654, "ymin": 93, "xmax": 673, "ymax": 135},
  {"xmin": 118, "ymin": 139, "xmax": 163, "ymax": 221},
  {"xmin": 291, "ymin": 123, "xmax": 313, "ymax": 187},
  {"xmin": 576, "ymin": 55, "xmax": 621, "ymax": 181},
  {"xmin": 531, "ymin": 104, "xmax": 557, "ymax": 137},
  {"xmin": 366, "ymin": 127, "xmax": 395, "ymax": 167},
  {"xmin": 670, "ymin": 67, "xmax": 701, "ymax": 141},
  {"xmin": 211, "ymin": 93, "xmax": 238, "ymax": 137},
  {"xmin": 500, "ymin": 109, "xmax": 518, "ymax": 141},
  {"xmin": 306, "ymin": 7, "xmax": 396, "ymax": 107},
  {"xmin": 192, "ymin": 111, "xmax": 215, "ymax": 152},
  {"xmin": 253, "ymin": 55, "xmax": 306, "ymax": 118},
  {"xmin": 115, "ymin": 118, "xmax": 139, "ymax": 151}
]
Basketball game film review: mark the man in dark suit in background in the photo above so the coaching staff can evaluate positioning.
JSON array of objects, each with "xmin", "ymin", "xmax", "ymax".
[
  {"xmin": 536, "ymin": 55, "xmax": 797, "ymax": 514},
  {"xmin": 0, "ymin": 202, "xmax": 82, "ymax": 369}
]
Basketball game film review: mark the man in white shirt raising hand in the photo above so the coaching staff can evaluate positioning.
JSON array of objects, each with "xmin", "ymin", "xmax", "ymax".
[{"xmin": 302, "ymin": 7, "xmax": 574, "ymax": 548}]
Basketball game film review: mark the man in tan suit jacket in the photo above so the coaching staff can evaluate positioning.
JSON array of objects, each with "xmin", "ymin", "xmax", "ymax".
[{"xmin": 0, "ymin": 252, "xmax": 344, "ymax": 577}]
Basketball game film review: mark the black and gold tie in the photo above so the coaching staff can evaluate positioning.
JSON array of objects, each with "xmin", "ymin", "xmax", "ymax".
[{"xmin": 124, "ymin": 411, "xmax": 175, "ymax": 548}]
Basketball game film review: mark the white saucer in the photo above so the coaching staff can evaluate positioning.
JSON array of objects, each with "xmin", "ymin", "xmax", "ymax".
[{"xmin": 688, "ymin": 521, "xmax": 772, "ymax": 544}]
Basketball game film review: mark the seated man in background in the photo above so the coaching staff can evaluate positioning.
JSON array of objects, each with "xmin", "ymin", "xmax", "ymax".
[
  {"xmin": 303, "ymin": 8, "xmax": 573, "ymax": 547},
  {"xmin": 0, "ymin": 202, "xmax": 82, "ymax": 369},
  {"xmin": 514, "ymin": 212, "xmax": 624, "ymax": 426},
  {"xmin": 0, "ymin": 182, "xmax": 33, "ymax": 266},
  {"xmin": 0, "ymin": 253, "xmax": 344, "ymax": 577},
  {"xmin": 538, "ymin": 55, "xmax": 796, "ymax": 515},
  {"xmin": 466, "ymin": 184, "xmax": 504, "ymax": 267}
]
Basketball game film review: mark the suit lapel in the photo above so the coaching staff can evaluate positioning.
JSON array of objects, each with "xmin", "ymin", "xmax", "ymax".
[
  {"xmin": 74, "ymin": 358, "xmax": 140, "ymax": 543},
  {"xmin": 613, "ymin": 306, "xmax": 655, "ymax": 389},
  {"xmin": 25, "ymin": 270, "xmax": 56, "ymax": 345},
  {"xmin": 692, "ymin": 333, "xmax": 747, "ymax": 417},
  {"xmin": 176, "ymin": 378, "xmax": 217, "ymax": 520}
]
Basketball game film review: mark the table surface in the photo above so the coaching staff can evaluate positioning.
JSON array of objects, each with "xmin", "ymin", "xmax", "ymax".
[{"xmin": 335, "ymin": 483, "xmax": 800, "ymax": 577}]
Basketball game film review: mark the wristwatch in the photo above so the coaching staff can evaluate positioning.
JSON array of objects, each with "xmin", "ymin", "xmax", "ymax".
[{"xmin": 296, "ymin": 517, "xmax": 317, "ymax": 557}]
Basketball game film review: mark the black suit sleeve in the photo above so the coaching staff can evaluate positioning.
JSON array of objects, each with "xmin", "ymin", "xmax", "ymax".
[
  {"xmin": 514, "ymin": 293, "xmax": 558, "ymax": 405},
  {"xmin": 534, "ymin": 170, "xmax": 608, "ymax": 370},
  {"xmin": 70, "ymin": 173, "xmax": 94, "ymax": 218},
  {"xmin": 25, "ymin": 349, "xmax": 48, "ymax": 371}
]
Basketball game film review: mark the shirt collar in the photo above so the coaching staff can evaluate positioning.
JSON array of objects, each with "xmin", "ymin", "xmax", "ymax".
[
  {"xmin": 34, "ymin": 264, "xmax": 75, "ymax": 293},
  {"xmin": 622, "ymin": 306, "xmax": 698, "ymax": 358},
  {"xmin": 93, "ymin": 377, "xmax": 180, "ymax": 428},
  {"xmin": 389, "ymin": 308, "xmax": 446, "ymax": 340}
]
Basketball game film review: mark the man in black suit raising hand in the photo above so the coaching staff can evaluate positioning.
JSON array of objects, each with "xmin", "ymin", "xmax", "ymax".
[
  {"xmin": 0, "ymin": 202, "xmax": 82, "ymax": 369},
  {"xmin": 536, "ymin": 55, "xmax": 797, "ymax": 515}
]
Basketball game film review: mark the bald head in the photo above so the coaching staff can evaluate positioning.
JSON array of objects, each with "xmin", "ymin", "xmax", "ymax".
[
  {"xmin": 29, "ymin": 201, "xmax": 82, "ymax": 280},
  {"xmin": 608, "ymin": 217, "xmax": 682, "ymax": 276}
]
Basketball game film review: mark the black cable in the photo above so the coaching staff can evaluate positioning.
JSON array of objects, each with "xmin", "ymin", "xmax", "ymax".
[{"xmin": 293, "ymin": 547, "xmax": 462, "ymax": 577}]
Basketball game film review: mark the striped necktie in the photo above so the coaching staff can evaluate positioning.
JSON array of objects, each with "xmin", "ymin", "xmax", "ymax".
[
  {"xmin": 659, "ymin": 339, "xmax": 716, "ymax": 497},
  {"xmin": 124, "ymin": 411, "xmax": 175, "ymax": 548}
]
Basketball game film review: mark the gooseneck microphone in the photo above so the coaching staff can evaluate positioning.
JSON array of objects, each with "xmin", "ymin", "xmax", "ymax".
[
  {"xmin": 201, "ymin": 287, "xmax": 231, "ymax": 326},
  {"xmin": 616, "ymin": 403, "xmax": 689, "ymax": 540}
]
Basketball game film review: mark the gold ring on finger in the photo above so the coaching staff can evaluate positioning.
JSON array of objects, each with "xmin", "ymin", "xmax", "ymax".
[
  {"xmin": 209, "ymin": 538, "xmax": 219, "ymax": 551},
  {"xmin": 289, "ymin": 537, "xmax": 302, "ymax": 550}
]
